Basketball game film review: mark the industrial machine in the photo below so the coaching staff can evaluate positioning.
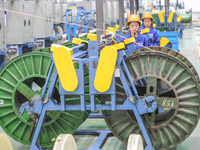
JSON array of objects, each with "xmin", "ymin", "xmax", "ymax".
[
  {"xmin": 0, "ymin": 29, "xmax": 199, "ymax": 150},
  {"xmin": 65, "ymin": 9, "xmax": 96, "ymax": 41},
  {"xmin": 154, "ymin": 10, "xmax": 184, "ymax": 51},
  {"xmin": 0, "ymin": 0, "xmax": 199, "ymax": 150}
]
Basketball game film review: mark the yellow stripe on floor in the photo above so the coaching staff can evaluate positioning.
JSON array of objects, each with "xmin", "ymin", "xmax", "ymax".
[{"xmin": 194, "ymin": 14, "xmax": 200, "ymax": 58}]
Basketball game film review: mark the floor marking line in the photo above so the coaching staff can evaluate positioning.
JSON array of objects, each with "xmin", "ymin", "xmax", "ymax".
[{"xmin": 193, "ymin": 14, "xmax": 200, "ymax": 58}]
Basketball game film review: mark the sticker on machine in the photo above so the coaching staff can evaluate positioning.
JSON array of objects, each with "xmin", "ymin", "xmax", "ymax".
[{"xmin": 0, "ymin": 99, "xmax": 4, "ymax": 105}]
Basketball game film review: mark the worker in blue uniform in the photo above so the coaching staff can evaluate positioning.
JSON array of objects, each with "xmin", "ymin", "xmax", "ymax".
[
  {"xmin": 120, "ymin": 14, "xmax": 151, "ymax": 51},
  {"xmin": 121, "ymin": 14, "xmax": 150, "ymax": 86},
  {"xmin": 140, "ymin": 12, "xmax": 160, "ymax": 46}
]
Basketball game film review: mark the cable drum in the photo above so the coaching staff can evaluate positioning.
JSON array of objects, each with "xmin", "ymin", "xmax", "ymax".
[
  {"xmin": 102, "ymin": 47, "xmax": 200, "ymax": 150},
  {"xmin": 0, "ymin": 51, "xmax": 90, "ymax": 148}
]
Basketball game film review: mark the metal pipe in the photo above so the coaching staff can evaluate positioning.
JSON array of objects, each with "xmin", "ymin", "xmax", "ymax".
[
  {"xmin": 165, "ymin": 0, "xmax": 169, "ymax": 13},
  {"xmin": 159, "ymin": 0, "xmax": 161, "ymax": 11},
  {"xmin": 72, "ymin": 43, "xmax": 86, "ymax": 50},
  {"xmin": 119, "ymin": 0, "xmax": 125, "ymax": 30},
  {"xmin": 98, "ymin": 40, "xmax": 113, "ymax": 50},
  {"xmin": 96, "ymin": 0, "xmax": 104, "ymax": 42},
  {"xmin": 130, "ymin": 0, "xmax": 135, "ymax": 14},
  {"xmin": 135, "ymin": 0, "xmax": 139, "ymax": 12}
]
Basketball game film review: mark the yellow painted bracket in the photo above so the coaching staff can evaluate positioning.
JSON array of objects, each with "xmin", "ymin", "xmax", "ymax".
[
  {"xmin": 123, "ymin": 37, "xmax": 136, "ymax": 45},
  {"xmin": 87, "ymin": 33, "xmax": 97, "ymax": 41},
  {"xmin": 115, "ymin": 24, "xmax": 119, "ymax": 29},
  {"xmin": 72, "ymin": 38, "xmax": 88, "ymax": 45},
  {"xmin": 94, "ymin": 46, "xmax": 118, "ymax": 93},
  {"xmin": 177, "ymin": 15, "xmax": 182, "ymax": 22},
  {"xmin": 140, "ymin": 28, "xmax": 150, "ymax": 34},
  {"xmin": 51, "ymin": 44, "xmax": 78, "ymax": 92},
  {"xmin": 106, "ymin": 27, "xmax": 119, "ymax": 38},
  {"xmin": 168, "ymin": 11, "xmax": 177, "ymax": 23},
  {"xmin": 106, "ymin": 27, "xmax": 119, "ymax": 33},
  {"xmin": 160, "ymin": 37, "xmax": 170, "ymax": 47},
  {"xmin": 158, "ymin": 11, "xmax": 165, "ymax": 23},
  {"xmin": 113, "ymin": 42, "xmax": 125, "ymax": 50}
]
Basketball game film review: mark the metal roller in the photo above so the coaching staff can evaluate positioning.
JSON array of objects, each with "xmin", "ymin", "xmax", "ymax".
[
  {"xmin": 180, "ymin": 13, "xmax": 192, "ymax": 23},
  {"xmin": 0, "ymin": 50, "xmax": 91, "ymax": 148},
  {"xmin": 102, "ymin": 47, "xmax": 200, "ymax": 150}
]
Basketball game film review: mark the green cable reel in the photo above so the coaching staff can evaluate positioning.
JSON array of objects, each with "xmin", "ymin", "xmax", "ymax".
[{"xmin": 0, "ymin": 44, "xmax": 95, "ymax": 148}]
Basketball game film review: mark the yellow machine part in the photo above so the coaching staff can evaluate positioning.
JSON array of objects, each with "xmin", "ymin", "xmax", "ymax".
[
  {"xmin": 158, "ymin": 11, "xmax": 165, "ymax": 23},
  {"xmin": 115, "ymin": 24, "xmax": 119, "ymax": 29},
  {"xmin": 51, "ymin": 44, "xmax": 78, "ymax": 92},
  {"xmin": 123, "ymin": 37, "xmax": 136, "ymax": 45},
  {"xmin": 140, "ymin": 28, "xmax": 150, "ymax": 34},
  {"xmin": 160, "ymin": 37, "xmax": 170, "ymax": 47},
  {"xmin": 72, "ymin": 38, "xmax": 88, "ymax": 45},
  {"xmin": 177, "ymin": 15, "xmax": 182, "ymax": 22},
  {"xmin": 94, "ymin": 46, "xmax": 118, "ymax": 93},
  {"xmin": 113, "ymin": 42, "xmax": 125, "ymax": 50},
  {"xmin": 87, "ymin": 33, "xmax": 97, "ymax": 41},
  {"xmin": 106, "ymin": 27, "xmax": 119, "ymax": 38},
  {"xmin": 168, "ymin": 11, "xmax": 177, "ymax": 23}
]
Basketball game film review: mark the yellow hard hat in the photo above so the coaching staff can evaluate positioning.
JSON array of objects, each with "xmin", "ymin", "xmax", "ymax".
[
  {"xmin": 142, "ymin": 12, "xmax": 153, "ymax": 21},
  {"xmin": 127, "ymin": 14, "xmax": 141, "ymax": 26}
]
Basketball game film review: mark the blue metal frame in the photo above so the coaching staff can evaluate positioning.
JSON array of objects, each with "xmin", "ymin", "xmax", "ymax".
[
  {"xmin": 0, "ymin": 49, "xmax": 7, "ymax": 70},
  {"xmin": 65, "ymin": 9, "xmax": 96, "ymax": 42},
  {"xmin": 159, "ymin": 31, "xmax": 179, "ymax": 51},
  {"xmin": 20, "ymin": 39, "xmax": 157, "ymax": 150},
  {"xmin": 74, "ymin": 130, "xmax": 113, "ymax": 150}
]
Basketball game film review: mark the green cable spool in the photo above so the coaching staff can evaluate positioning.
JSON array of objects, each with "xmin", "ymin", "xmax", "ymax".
[
  {"xmin": 180, "ymin": 13, "xmax": 192, "ymax": 23},
  {"xmin": 102, "ymin": 47, "xmax": 200, "ymax": 150},
  {"xmin": 0, "ymin": 51, "xmax": 92, "ymax": 148},
  {"xmin": 152, "ymin": 13, "xmax": 158, "ymax": 23}
]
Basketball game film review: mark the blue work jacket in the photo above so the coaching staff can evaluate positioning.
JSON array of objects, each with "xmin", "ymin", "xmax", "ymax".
[
  {"xmin": 120, "ymin": 32, "xmax": 151, "ymax": 50},
  {"xmin": 139, "ymin": 27, "xmax": 160, "ymax": 46}
]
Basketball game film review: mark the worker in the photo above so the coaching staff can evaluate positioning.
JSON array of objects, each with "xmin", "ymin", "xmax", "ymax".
[
  {"xmin": 140, "ymin": 12, "xmax": 160, "ymax": 46},
  {"xmin": 121, "ymin": 14, "xmax": 151, "ymax": 51},
  {"xmin": 121, "ymin": 14, "xmax": 150, "ymax": 86}
]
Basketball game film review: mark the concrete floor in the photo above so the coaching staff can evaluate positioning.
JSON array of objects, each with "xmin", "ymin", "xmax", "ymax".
[{"xmin": 1, "ymin": 13, "xmax": 200, "ymax": 150}]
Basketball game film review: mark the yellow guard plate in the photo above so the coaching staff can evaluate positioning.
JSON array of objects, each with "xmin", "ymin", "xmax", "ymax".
[
  {"xmin": 177, "ymin": 15, "xmax": 182, "ymax": 22},
  {"xmin": 160, "ymin": 37, "xmax": 170, "ymax": 47},
  {"xmin": 140, "ymin": 28, "xmax": 150, "ymax": 34},
  {"xmin": 168, "ymin": 11, "xmax": 177, "ymax": 23},
  {"xmin": 158, "ymin": 11, "xmax": 165, "ymax": 23},
  {"xmin": 94, "ymin": 46, "xmax": 117, "ymax": 93},
  {"xmin": 52, "ymin": 44, "xmax": 78, "ymax": 92}
]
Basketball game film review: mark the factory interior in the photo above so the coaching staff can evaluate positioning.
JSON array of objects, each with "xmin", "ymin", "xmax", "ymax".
[{"xmin": 0, "ymin": 0, "xmax": 200, "ymax": 150}]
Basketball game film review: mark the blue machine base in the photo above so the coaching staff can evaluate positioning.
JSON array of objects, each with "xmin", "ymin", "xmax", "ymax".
[{"xmin": 74, "ymin": 130, "xmax": 113, "ymax": 150}]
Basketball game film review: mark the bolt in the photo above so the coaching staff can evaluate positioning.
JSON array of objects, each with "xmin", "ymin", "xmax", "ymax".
[
  {"xmin": 129, "ymin": 96, "xmax": 135, "ymax": 103},
  {"xmin": 147, "ymin": 102, "xmax": 152, "ymax": 107}
]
